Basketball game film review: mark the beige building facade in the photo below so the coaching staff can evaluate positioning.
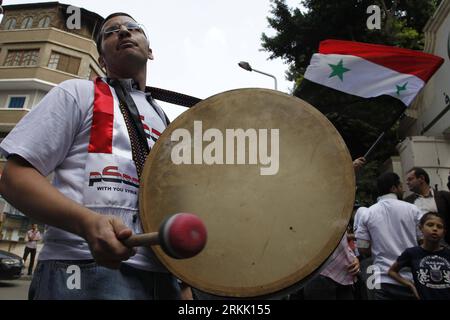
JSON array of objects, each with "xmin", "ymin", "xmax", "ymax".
[
  {"xmin": 0, "ymin": 2, "xmax": 105, "ymax": 255},
  {"xmin": 389, "ymin": 1, "xmax": 450, "ymax": 193}
]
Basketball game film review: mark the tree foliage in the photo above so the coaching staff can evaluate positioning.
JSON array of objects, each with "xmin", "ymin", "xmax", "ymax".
[
  {"xmin": 262, "ymin": 0, "xmax": 441, "ymax": 81},
  {"xmin": 261, "ymin": 0, "xmax": 441, "ymax": 204}
]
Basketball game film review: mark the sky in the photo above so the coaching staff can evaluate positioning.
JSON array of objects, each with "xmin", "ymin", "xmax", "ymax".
[{"xmin": 2, "ymin": 0, "xmax": 303, "ymax": 120}]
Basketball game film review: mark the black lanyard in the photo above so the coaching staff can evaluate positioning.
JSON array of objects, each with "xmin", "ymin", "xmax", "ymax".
[{"xmin": 108, "ymin": 79, "xmax": 150, "ymax": 153}]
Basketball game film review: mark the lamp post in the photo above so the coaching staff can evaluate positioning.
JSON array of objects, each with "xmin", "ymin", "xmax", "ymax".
[{"xmin": 238, "ymin": 61, "xmax": 278, "ymax": 90}]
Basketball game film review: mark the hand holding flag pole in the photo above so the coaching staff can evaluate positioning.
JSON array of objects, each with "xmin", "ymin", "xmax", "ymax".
[{"xmin": 363, "ymin": 107, "xmax": 406, "ymax": 160}]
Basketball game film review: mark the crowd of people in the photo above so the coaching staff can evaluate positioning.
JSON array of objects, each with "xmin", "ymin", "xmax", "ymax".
[{"xmin": 293, "ymin": 166, "xmax": 450, "ymax": 300}]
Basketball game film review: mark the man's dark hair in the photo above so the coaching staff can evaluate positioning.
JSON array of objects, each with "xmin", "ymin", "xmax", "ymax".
[
  {"xmin": 408, "ymin": 167, "xmax": 430, "ymax": 185},
  {"xmin": 377, "ymin": 172, "xmax": 401, "ymax": 196},
  {"xmin": 96, "ymin": 12, "xmax": 136, "ymax": 55}
]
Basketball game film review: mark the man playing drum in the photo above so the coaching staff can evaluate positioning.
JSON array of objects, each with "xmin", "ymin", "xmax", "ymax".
[
  {"xmin": 0, "ymin": 10, "xmax": 359, "ymax": 300},
  {"xmin": 0, "ymin": 12, "xmax": 180, "ymax": 299}
]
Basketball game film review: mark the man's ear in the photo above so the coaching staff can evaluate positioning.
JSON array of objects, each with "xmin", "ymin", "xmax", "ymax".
[
  {"xmin": 148, "ymin": 47, "xmax": 154, "ymax": 60},
  {"xmin": 389, "ymin": 185, "xmax": 397, "ymax": 194}
]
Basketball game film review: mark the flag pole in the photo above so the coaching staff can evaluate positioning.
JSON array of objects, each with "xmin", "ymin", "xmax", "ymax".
[{"xmin": 363, "ymin": 106, "xmax": 407, "ymax": 160}]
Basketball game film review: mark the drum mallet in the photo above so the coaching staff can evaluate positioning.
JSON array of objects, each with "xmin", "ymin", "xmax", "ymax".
[{"xmin": 123, "ymin": 213, "xmax": 207, "ymax": 259}]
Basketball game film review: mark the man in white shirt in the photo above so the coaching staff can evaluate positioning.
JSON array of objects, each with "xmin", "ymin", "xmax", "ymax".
[
  {"xmin": 0, "ymin": 12, "xmax": 179, "ymax": 299},
  {"xmin": 404, "ymin": 167, "xmax": 450, "ymax": 245},
  {"xmin": 353, "ymin": 206, "xmax": 368, "ymax": 236},
  {"xmin": 23, "ymin": 224, "xmax": 41, "ymax": 275},
  {"xmin": 352, "ymin": 205, "xmax": 377, "ymax": 300},
  {"xmin": 356, "ymin": 172, "xmax": 423, "ymax": 300}
]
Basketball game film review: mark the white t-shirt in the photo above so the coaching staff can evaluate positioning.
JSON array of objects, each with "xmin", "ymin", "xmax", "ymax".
[
  {"xmin": 0, "ymin": 79, "xmax": 167, "ymax": 272},
  {"xmin": 353, "ymin": 207, "xmax": 368, "ymax": 257},
  {"xmin": 412, "ymin": 188, "xmax": 438, "ymax": 214},
  {"xmin": 353, "ymin": 206, "xmax": 368, "ymax": 234},
  {"xmin": 355, "ymin": 193, "xmax": 423, "ymax": 285}
]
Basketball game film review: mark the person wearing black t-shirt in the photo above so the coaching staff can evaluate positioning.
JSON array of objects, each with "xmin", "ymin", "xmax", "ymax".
[{"xmin": 388, "ymin": 212, "xmax": 450, "ymax": 300}]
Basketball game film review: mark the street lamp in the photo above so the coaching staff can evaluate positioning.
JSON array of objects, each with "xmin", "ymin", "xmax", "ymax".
[{"xmin": 238, "ymin": 61, "xmax": 278, "ymax": 90}]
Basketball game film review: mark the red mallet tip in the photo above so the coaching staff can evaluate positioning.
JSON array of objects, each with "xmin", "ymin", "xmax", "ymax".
[{"xmin": 159, "ymin": 213, "xmax": 207, "ymax": 259}]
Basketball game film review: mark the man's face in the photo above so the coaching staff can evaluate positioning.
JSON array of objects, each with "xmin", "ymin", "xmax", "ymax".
[
  {"xmin": 405, "ymin": 170, "xmax": 423, "ymax": 193},
  {"xmin": 31, "ymin": 224, "xmax": 37, "ymax": 230},
  {"xmin": 98, "ymin": 16, "xmax": 153, "ymax": 72}
]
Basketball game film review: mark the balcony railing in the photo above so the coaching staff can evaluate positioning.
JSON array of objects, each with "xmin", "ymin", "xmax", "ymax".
[
  {"xmin": 0, "ymin": 65, "xmax": 78, "ymax": 85},
  {"xmin": 0, "ymin": 28, "xmax": 99, "ymax": 58}
]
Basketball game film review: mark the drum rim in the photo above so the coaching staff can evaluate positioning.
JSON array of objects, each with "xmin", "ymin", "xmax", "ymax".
[{"xmin": 139, "ymin": 88, "xmax": 355, "ymax": 297}]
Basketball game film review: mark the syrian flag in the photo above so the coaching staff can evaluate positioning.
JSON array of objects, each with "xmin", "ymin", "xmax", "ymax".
[
  {"xmin": 303, "ymin": 39, "xmax": 443, "ymax": 106},
  {"xmin": 296, "ymin": 39, "xmax": 444, "ymax": 158}
]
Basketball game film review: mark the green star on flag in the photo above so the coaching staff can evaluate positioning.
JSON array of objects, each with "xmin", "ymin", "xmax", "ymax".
[
  {"xmin": 328, "ymin": 59, "xmax": 350, "ymax": 81},
  {"xmin": 396, "ymin": 82, "xmax": 408, "ymax": 96}
]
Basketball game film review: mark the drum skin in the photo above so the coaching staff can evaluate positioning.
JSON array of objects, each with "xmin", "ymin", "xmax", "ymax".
[{"xmin": 139, "ymin": 88, "xmax": 355, "ymax": 297}]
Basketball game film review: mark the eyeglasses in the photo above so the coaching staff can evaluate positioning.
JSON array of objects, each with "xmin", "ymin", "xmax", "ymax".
[{"xmin": 102, "ymin": 21, "xmax": 145, "ymax": 37}]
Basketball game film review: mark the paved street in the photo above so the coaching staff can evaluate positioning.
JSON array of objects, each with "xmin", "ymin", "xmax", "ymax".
[{"xmin": 0, "ymin": 278, "xmax": 31, "ymax": 300}]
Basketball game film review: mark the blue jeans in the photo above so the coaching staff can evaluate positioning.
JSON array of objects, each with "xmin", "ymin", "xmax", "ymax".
[{"xmin": 29, "ymin": 260, "xmax": 181, "ymax": 300}]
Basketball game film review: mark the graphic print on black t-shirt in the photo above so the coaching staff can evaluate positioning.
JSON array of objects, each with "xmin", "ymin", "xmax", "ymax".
[
  {"xmin": 416, "ymin": 254, "xmax": 450, "ymax": 289},
  {"xmin": 397, "ymin": 247, "xmax": 450, "ymax": 300}
]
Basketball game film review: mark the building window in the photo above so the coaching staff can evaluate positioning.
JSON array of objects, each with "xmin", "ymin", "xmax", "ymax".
[
  {"xmin": 4, "ymin": 49, "xmax": 39, "ymax": 66},
  {"xmin": 47, "ymin": 53, "xmax": 59, "ymax": 69},
  {"xmin": 8, "ymin": 97, "xmax": 26, "ymax": 109},
  {"xmin": 4, "ymin": 18, "xmax": 17, "ymax": 30},
  {"xmin": 47, "ymin": 52, "xmax": 81, "ymax": 75},
  {"xmin": 38, "ymin": 16, "xmax": 51, "ymax": 28},
  {"xmin": 21, "ymin": 16, "xmax": 33, "ymax": 29}
]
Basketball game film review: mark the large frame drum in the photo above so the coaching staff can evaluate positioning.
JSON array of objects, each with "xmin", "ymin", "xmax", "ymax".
[{"xmin": 139, "ymin": 89, "xmax": 355, "ymax": 297}]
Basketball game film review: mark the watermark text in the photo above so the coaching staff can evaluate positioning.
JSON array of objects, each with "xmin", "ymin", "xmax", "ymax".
[
  {"xmin": 66, "ymin": 5, "xmax": 81, "ymax": 30},
  {"xmin": 367, "ymin": 5, "xmax": 381, "ymax": 30},
  {"xmin": 170, "ymin": 121, "xmax": 279, "ymax": 175}
]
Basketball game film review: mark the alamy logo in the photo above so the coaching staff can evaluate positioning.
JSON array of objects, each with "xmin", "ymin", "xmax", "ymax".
[
  {"xmin": 367, "ymin": 5, "xmax": 381, "ymax": 30},
  {"xmin": 66, "ymin": 5, "xmax": 81, "ymax": 30},
  {"xmin": 366, "ymin": 264, "xmax": 381, "ymax": 290},
  {"xmin": 66, "ymin": 265, "xmax": 81, "ymax": 290},
  {"xmin": 170, "ymin": 121, "xmax": 280, "ymax": 175}
]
